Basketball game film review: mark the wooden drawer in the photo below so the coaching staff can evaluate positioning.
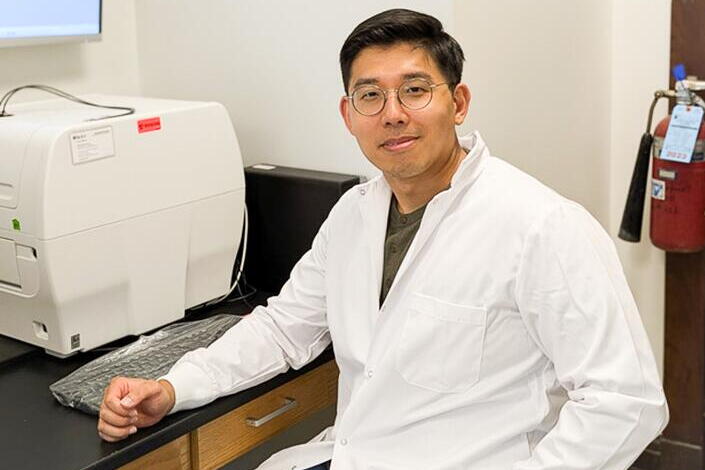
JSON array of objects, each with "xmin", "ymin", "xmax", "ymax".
[
  {"xmin": 191, "ymin": 360, "xmax": 338, "ymax": 470},
  {"xmin": 118, "ymin": 433, "xmax": 191, "ymax": 470}
]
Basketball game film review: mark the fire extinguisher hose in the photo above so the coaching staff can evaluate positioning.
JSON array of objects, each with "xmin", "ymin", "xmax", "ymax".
[{"xmin": 618, "ymin": 92, "xmax": 667, "ymax": 242}]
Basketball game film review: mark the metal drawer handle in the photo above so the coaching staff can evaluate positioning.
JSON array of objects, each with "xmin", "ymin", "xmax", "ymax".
[{"xmin": 245, "ymin": 397, "xmax": 298, "ymax": 427}]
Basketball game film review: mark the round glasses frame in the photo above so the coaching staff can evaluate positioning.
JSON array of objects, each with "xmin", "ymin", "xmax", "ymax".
[{"xmin": 347, "ymin": 79, "xmax": 451, "ymax": 116}]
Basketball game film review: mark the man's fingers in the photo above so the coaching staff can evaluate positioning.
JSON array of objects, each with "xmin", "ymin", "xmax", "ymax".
[
  {"xmin": 104, "ymin": 393, "xmax": 132, "ymax": 417},
  {"xmin": 97, "ymin": 419, "xmax": 137, "ymax": 441},
  {"xmin": 98, "ymin": 377, "xmax": 159, "ymax": 442},
  {"xmin": 99, "ymin": 405, "xmax": 138, "ymax": 428},
  {"xmin": 103, "ymin": 377, "xmax": 133, "ymax": 416},
  {"xmin": 120, "ymin": 380, "xmax": 162, "ymax": 409}
]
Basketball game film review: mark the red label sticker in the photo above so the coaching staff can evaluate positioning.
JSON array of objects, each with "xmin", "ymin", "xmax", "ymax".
[{"xmin": 138, "ymin": 117, "xmax": 161, "ymax": 133}]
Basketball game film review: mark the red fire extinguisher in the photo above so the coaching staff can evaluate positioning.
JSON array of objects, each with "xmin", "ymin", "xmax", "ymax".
[{"xmin": 619, "ymin": 65, "xmax": 705, "ymax": 252}]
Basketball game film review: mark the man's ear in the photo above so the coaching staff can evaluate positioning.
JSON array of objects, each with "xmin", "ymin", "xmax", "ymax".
[
  {"xmin": 452, "ymin": 83, "xmax": 471, "ymax": 125},
  {"xmin": 340, "ymin": 96, "xmax": 354, "ymax": 133}
]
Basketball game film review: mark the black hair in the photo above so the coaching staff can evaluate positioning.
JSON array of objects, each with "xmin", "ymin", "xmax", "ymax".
[{"xmin": 339, "ymin": 9, "xmax": 465, "ymax": 94}]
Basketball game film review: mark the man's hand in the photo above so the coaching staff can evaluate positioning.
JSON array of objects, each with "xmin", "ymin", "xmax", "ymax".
[{"xmin": 97, "ymin": 377, "xmax": 176, "ymax": 442}]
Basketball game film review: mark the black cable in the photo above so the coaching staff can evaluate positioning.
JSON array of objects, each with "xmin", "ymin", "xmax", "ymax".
[{"xmin": 0, "ymin": 84, "xmax": 135, "ymax": 120}]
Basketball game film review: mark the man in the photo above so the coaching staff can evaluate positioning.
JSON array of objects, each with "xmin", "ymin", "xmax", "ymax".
[{"xmin": 98, "ymin": 9, "xmax": 668, "ymax": 470}]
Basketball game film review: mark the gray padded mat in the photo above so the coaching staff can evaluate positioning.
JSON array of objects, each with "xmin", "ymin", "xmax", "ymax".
[{"xmin": 50, "ymin": 314, "xmax": 242, "ymax": 415}]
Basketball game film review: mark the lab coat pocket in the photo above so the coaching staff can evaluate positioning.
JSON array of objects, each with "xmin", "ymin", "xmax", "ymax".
[{"xmin": 396, "ymin": 294, "xmax": 487, "ymax": 393}]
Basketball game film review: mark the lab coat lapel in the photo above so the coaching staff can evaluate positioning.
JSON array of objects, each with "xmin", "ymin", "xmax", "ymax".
[
  {"xmin": 358, "ymin": 180, "xmax": 392, "ymax": 317},
  {"xmin": 383, "ymin": 133, "xmax": 489, "ymax": 306}
]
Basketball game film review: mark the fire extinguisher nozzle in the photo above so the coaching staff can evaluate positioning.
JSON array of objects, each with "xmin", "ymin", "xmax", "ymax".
[{"xmin": 618, "ymin": 228, "xmax": 641, "ymax": 243}]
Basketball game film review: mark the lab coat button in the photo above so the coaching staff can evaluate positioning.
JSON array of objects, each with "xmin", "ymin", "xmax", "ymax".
[
  {"xmin": 367, "ymin": 370, "xmax": 373, "ymax": 378},
  {"xmin": 359, "ymin": 188, "xmax": 367, "ymax": 195},
  {"xmin": 340, "ymin": 438, "xmax": 348, "ymax": 446}
]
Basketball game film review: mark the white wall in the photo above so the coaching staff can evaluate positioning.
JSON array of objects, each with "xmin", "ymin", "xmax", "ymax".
[
  {"xmin": 454, "ymin": 0, "xmax": 612, "ymax": 224},
  {"xmin": 0, "ymin": 0, "xmax": 140, "ymax": 104},
  {"xmin": 134, "ymin": 1, "xmax": 454, "ymax": 179}
]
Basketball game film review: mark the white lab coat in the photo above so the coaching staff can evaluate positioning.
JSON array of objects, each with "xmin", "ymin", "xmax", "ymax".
[{"xmin": 163, "ymin": 132, "xmax": 668, "ymax": 470}]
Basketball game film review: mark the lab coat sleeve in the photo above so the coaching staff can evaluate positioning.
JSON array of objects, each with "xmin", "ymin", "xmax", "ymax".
[
  {"xmin": 162, "ymin": 216, "xmax": 332, "ymax": 413},
  {"xmin": 513, "ymin": 202, "xmax": 668, "ymax": 470}
]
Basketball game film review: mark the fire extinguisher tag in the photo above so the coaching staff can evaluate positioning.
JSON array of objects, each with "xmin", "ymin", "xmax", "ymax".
[
  {"xmin": 651, "ymin": 178, "xmax": 666, "ymax": 200},
  {"xmin": 661, "ymin": 104, "xmax": 704, "ymax": 163}
]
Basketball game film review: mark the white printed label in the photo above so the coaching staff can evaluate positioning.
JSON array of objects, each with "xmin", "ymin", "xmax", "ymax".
[
  {"xmin": 70, "ymin": 126, "xmax": 115, "ymax": 165},
  {"xmin": 660, "ymin": 105, "xmax": 704, "ymax": 163},
  {"xmin": 651, "ymin": 178, "xmax": 666, "ymax": 200},
  {"xmin": 658, "ymin": 168, "xmax": 677, "ymax": 180}
]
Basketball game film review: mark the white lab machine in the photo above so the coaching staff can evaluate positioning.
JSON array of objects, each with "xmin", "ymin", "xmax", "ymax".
[{"xmin": 0, "ymin": 95, "xmax": 245, "ymax": 356}]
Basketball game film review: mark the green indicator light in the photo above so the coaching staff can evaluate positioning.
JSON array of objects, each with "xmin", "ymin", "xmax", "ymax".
[{"xmin": 12, "ymin": 219, "xmax": 20, "ymax": 231}]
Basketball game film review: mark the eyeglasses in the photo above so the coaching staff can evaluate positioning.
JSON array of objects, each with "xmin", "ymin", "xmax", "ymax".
[{"xmin": 348, "ymin": 78, "xmax": 451, "ymax": 116}]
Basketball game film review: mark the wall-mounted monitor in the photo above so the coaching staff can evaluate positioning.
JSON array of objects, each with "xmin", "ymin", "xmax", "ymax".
[{"xmin": 0, "ymin": 0, "xmax": 101, "ymax": 48}]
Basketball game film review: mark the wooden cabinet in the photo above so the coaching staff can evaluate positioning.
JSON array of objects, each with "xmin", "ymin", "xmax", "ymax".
[
  {"xmin": 120, "ymin": 360, "xmax": 338, "ymax": 470},
  {"xmin": 191, "ymin": 360, "xmax": 337, "ymax": 470},
  {"xmin": 119, "ymin": 434, "xmax": 192, "ymax": 470}
]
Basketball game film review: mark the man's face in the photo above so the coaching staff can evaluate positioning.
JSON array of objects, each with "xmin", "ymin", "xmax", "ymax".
[{"xmin": 340, "ymin": 42, "xmax": 470, "ymax": 183}]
